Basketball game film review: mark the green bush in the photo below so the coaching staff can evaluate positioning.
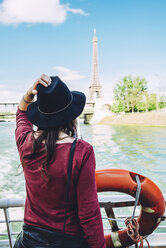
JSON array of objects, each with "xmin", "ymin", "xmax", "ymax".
[{"xmin": 111, "ymin": 101, "xmax": 125, "ymax": 113}]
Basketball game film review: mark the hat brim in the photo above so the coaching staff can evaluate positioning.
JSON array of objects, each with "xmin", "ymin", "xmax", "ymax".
[{"xmin": 27, "ymin": 91, "xmax": 86, "ymax": 128}]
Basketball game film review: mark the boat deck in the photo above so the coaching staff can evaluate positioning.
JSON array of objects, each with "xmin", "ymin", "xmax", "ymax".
[{"xmin": 0, "ymin": 194, "xmax": 165, "ymax": 248}]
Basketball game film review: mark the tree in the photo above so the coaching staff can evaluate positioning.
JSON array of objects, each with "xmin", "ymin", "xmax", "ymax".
[
  {"xmin": 147, "ymin": 93, "xmax": 157, "ymax": 111},
  {"xmin": 111, "ymin": 100, "xmax": 125, "ymax": 113},
  {"xmin": 159, "ymin": 95, "xmax": 166, "ymax": 109},
  {"xmin": 114, "ymin": 75, "xmax": 148, "ymax": 113}
]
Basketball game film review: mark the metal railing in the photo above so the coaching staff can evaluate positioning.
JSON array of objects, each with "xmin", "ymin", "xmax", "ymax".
[
  {"xmin": 0, "ymin": 199, "xmax": 24, "ymax": 247},
  {"xmin": 0, "ymin": 195, "xmax": 165, "ymax": 248}
]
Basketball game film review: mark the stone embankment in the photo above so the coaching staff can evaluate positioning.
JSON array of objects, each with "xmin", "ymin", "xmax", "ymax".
[
  {"xmin": 0, "ymin": 113, "xmax": 15, "ymax": 122},
  {"xmin": 99, "ymin": 111, "xmax": 166, "ymax": 126}
]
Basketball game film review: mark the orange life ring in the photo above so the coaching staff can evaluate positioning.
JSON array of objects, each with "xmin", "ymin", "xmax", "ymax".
[{"xmin": 95, "ymin": 169, "xmax": 165, "ymax": 248}]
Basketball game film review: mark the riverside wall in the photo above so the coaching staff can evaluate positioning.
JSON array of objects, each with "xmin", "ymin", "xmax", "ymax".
[{"xmin": 99, "ymin": 111, "xmax": 166, "ymax": 126}]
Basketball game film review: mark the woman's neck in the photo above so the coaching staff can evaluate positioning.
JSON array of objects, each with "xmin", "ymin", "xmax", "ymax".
[
  {"xmin": 34, "ymin": 130, "xmax": 75, "ymax": 144},
  {"xmin": 56, "ymin": 131, "xmax": 75, "ymax": 144}
]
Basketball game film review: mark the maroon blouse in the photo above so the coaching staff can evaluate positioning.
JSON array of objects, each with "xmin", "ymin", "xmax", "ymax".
[{"xmin": 15, "ymin": 108, "xmax": 106, "ymax": 248}]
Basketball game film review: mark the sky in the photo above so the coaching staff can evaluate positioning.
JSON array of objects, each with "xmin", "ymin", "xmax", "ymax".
[{"xmin": 0, "ymin": 0, "xmax": 166, "ymax": 102}]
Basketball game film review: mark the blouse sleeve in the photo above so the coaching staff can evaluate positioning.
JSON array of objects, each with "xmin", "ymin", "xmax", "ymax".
[
  {"xmin": 76, "ymin": 145, "xmax": 106, "ymax": 248},
  {"xmin": 15, "ymin": 108, "xmax": 33, "ymax": 152}
]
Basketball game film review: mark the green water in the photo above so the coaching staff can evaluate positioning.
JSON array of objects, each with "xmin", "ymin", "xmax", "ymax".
[
  {"xmin": 81, "ymin": 124, "xmax": 166, "ymax": 192},
  {"xmin": 0, "ymin": 122, "xmax": 166, "ymax": 199}
]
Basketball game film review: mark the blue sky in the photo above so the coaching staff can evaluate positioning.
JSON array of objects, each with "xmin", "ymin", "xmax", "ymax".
[{"xmin": 0, "ymin": 0, "xmax": 166, "ymax": 101}]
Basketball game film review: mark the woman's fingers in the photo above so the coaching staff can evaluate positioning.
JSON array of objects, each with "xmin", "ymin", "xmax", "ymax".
[
  {"xmin": 38, "ymin": 78, "xmax": 49, "ymax": 87},
  {"xmin": 33, "ymin": 74, "xmax": 51, "ymax": 90},
  {"xmin": 32, "ymin": 89, "xmax": 38, "ymax": 95},
  {"xmin": 41, "ymin": 74, "xmax": 51, "ymax": 85},
  {"xmin": 26, "ymin": 74, "xmax": 51, "ymax": 97}
]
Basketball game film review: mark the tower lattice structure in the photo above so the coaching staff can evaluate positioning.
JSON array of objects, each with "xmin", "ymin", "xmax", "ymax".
[{"xmin": 88, "ymin": 29, "xmax": 102, "ymax": 101}]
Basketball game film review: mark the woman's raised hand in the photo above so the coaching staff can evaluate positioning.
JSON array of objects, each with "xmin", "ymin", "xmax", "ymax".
[
  {"xmin": 28, "ymin": 74, "xmax": 52, "ymax": 96},
  {"xmin": 19, "ymin": 74, "xmax": 52, "ymax": 111}
]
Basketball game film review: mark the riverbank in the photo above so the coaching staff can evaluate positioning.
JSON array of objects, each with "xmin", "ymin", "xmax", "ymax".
[
  {"xmin": 0, "ymin": 117, "xmax": 15, "ymax": 122},
  {"xmin": 0, "ymin": 113, "xmax": 15, "ymax": 122},
  {"xmin": 99, "ymin": 111, "xmax": 166, "ymax": 126}
]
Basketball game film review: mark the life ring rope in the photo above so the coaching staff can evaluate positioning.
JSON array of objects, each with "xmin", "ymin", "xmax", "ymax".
[
  {"xmin": 132, "ymin": 175, "xmax": 141, "ymax": 219},
  {"xmin": 125, "ymin": 217, "xmax": 151, "ymax": 248}
]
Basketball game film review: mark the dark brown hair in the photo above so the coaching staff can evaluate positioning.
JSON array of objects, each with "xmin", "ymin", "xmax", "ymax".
[{"xmin": 22, "ymin": 120, "xmax": 77, "ymax": 169}]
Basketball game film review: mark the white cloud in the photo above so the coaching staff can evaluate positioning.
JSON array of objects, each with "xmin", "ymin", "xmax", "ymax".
[
  {"xmin": 0, "ymin": 0, "xmax": 86, "ymax": 25},
  {"xmin": 65, "ymin": 5, "xmax": 87, "ymax": 15},
  {"xmin": 53, "ymin": 66, "xmax": 86, "ymax": 81},
  {"xmin": 0, "ymin": 84, "xmax": 6, "ymax": 89},
  {"xmin": 0, "ymin": 89, "xmax": 21, "ymax": 102},
  {"xmin": 0, "ymin": 79, "xmax": 32, "ymax": 102}
]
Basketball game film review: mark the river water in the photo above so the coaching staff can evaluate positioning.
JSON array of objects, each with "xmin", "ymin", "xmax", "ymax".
[{"xmin": 0, "ymin": 121, "xmax": 166, "ymax": 199}]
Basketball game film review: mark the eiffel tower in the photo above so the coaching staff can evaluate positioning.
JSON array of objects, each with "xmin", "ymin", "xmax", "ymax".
[{"xmin": 88, "ymin": 29, "xmax": 102, "ymax": 101}]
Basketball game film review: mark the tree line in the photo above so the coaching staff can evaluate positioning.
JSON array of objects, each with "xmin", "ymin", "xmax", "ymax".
[{"xmin": 111, "ymin": 75, "xmax": 166, "ymax": 113}]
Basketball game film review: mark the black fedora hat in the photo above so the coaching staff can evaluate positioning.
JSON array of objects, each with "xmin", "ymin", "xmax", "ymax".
[{"xmin": 27, "ymin": 76, "xmax": 86, "ymax": 128}]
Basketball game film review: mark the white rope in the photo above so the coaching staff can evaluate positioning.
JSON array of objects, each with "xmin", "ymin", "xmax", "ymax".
[{"xmin": 132, "ymin": 175, "xmax": 141, "ymax": 220}]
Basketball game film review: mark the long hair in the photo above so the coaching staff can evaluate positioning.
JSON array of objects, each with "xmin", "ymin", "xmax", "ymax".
[{"xmin": 22, "ymin": 120, "xmax": 77, "ymax": 170}]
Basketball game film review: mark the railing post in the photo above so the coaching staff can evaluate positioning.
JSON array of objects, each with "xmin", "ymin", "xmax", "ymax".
[
  {"xmin": 4, "ymin": 208, "xmax": 14, "ymax": 248},
  {"xmin": 105, "ymin": 205, "xmax": 119, "ymax": 232}
]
